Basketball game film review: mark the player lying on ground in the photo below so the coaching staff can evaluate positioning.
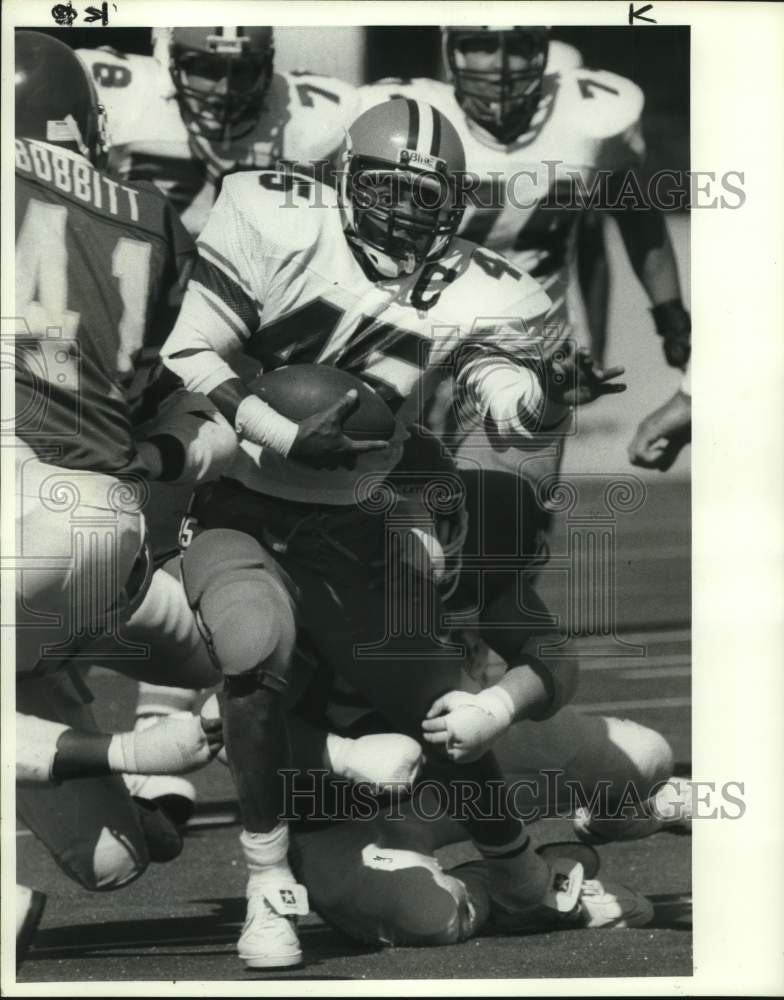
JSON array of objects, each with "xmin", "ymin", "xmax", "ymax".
[{"xmin": 214, "ymin": 428, "xmax": 686, "ymax": 947}]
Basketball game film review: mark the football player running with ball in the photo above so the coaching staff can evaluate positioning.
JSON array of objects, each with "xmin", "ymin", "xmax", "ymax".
[{"xmin": 162, "ymin": 98, "xmax": 644, "ymax": 969}]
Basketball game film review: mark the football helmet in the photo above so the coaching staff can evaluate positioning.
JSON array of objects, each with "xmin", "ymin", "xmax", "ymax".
[
  {"xmin": 340, "ymin": 98, "xmax": 466, "ymax": 279},
  {"xmin": 154, "ymin": 26, "xmax": 275, "ymax": 143},
  {"xmin": 443, "ymin": 26, "xmax": 550, "ymax": 144},
  {"xmin": 389, "ymin": 425, "xmax": 468, "ymax": 600},
  {"xmin": 15, "ymin": 31, "xmax": 108, "ymax": 168}
]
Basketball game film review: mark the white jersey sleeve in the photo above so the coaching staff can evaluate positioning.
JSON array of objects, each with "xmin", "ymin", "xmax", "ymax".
[
  {"xmin": 161, "ymin": 175, "xmax": 268, "ymax": 396},
  {"xmin": 444, "ymin": 243, "xmax": 560, "ymax": 438}
]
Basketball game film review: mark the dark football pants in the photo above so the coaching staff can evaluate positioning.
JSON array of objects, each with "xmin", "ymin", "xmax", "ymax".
[{"xmin": 183, "ymin": 478, "xmax": 525, "ymax": 848}]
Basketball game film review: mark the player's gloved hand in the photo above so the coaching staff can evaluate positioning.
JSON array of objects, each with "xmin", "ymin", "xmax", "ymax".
[
  {"xmin": 326, "ymin": 732, "xmax": 424, "ymax": 794},
  {"xmin": 422, "ymin": 688, "xmax": 515, "ymax": 763},
  {"xmin": 546, "ymin": 342, "xmax": 627, "ymax": 408},
  {"xmin": 628, "ymin": 389, "xmax": 692, "ymax": 471},
  {"xmin": 651, "ymin": 300, "xmax": 691, "ymax": 371},
  {"xmin": 107, "ymin": 711, "xmax": 223, "ymax": 775},
  {"xmin": 289, "ymin": 389, "xmax": 390, "ymax": 470}
]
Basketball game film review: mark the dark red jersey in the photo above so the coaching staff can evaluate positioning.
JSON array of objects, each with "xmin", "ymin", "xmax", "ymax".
[{"xmin": 14, "ymin": 138, "xmax": 195, "ymax": 474}]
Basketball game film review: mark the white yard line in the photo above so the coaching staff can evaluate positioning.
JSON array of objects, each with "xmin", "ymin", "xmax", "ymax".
[
  {"xmin": 580, "ymin": 654, "xmax": 691, "ymax": 671},
  {"xmin": 574, "ymin": 696, "xmax": 691, "ymax": 713}
]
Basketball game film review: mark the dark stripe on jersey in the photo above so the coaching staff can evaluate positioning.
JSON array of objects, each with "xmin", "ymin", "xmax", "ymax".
[
  {"xmin": 430, "ymin": 107, "xmax": 442, "ymax": 156},
  {"xmin": 405, "ymin": 99, "xmax": 420, "ymax": 150},
  {"xmin": 192, "ymin": 254, "xmax": 258, "ymax": 334}
]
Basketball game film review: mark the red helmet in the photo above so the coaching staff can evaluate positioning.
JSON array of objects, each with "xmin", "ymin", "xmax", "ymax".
[
  {"xmin": 443, "ymin": 26, "xmax": 550, "ymax": 144},
  {"xmin": 155, "ymin": 26, "xmax": 275, "ymax": 142},
  {"xmin": 340, "ymin": 98, "xmax": 466, "ymax": 279},
  {"xmin": 15, "ymin": 30, "xmax": 108, "ymax": 167}
]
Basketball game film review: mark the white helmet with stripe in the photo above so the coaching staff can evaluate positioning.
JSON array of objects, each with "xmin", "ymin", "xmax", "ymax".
[{"xmin": 340, "ymin": 98, "xmax": 466, "ymax": 280}]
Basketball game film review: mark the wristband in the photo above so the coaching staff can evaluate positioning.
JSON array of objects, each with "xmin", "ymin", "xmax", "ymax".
[
  {"xmin": 235, "ymin": 394, "xmax": 299, "ymax": 457},
  {"xmin": 475, "ymin": 686, "xmax": 516, "ymax": 729},
  {"xmin": 650, "ymin": 300, "xmax": 691, "ymax": 339}
]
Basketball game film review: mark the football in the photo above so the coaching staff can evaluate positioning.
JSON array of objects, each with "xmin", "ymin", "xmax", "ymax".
[{"xmin": 249, "ymin": 364, "xmax": 397, "ymax": 441}]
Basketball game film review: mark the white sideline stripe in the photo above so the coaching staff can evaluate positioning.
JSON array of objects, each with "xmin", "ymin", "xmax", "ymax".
[
  {"xmin": 619, "ymin": 627, "xmax": 691, "ymax": 644},
  {"xmin": 580, "ymin": 654, "xmax": 691, "ymax": 672},
  {"xmin": 574, "ymin": 696, "xmax": 691, "ymax": 713},
  {"xmin": 618, "ymin": 666, "xmax": 691, "ymax": 680}
]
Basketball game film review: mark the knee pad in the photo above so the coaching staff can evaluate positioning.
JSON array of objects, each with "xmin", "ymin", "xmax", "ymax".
[
  {"xmin": 604, "ymin": 716, "xmax": 675, "ymax": 793},
  {"xmin": 565, "ymin": 713, "xmax": 675, "ymax": 800},
  {"xmin": 354, "ymin": 845, "xmax": 479, "ymax": 947},
  {"xmin": 182, "ymin": 529, "xmax": 295, "ymax": 690},
  {"xmin": 59, "ymin": 824, "xmax": 148, "ymax": 892}
]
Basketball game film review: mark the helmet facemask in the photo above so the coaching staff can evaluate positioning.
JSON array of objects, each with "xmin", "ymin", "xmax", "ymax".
[
  {"xmin": 169, "ymin": 34, "xmax": 274, "ymax": 143},
  {"xmin": 445, "ymin": 27, "xmax": 549, "ymax": 144},
  {"xmin": 342, "ymin": 155, "xmax": 464, "ymax": 280}
]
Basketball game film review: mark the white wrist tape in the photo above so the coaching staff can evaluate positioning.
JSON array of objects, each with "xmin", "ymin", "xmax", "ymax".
[
  {"xmin": 235, "ymin": 394, "xmax": 299, "ymax": 457},
  {"xmin": 476, "ymin": 686, "xmax": 516, "ymax": 729},
  {"xmin": 107, "ymin": 713, "xmax": 202, "ymax": 775},
  {"xmin": 16, "ymin": 713, "xmax": 69, "ymax": 784}
]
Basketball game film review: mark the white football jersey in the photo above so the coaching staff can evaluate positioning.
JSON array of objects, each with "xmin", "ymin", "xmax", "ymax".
[
  {"xmin": 359, "ymin": 66, "xmax": 644, "ymax": 348},
  {"xmin": 78, "ymin": 47, "xmax": 360, "ymax": 235},
  {"xmin": 163, "ymin": 171, "xmax": 553, "ymax": 503}
]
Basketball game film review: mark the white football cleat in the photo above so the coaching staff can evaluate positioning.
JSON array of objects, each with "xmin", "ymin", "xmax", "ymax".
[
  {"xmin": 574, "ymin": 777, "xmax": 693, "ymax": 845},
  {"xmin": 16, "ymin": 885, "xmax": 46, "ymax": 968},
  {"xmin": 237, "ymin": 881, "xmax": 309, "ymax": 969},
  {"xmin": 492, "ymin": 858, "xmax": 653, "ymax": 933}
]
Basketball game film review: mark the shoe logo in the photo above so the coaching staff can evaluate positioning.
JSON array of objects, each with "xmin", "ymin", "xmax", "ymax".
[
  {"xmin": 279, "ymin": 888, "xmax": 296, "ymax": 906},
  {"xmin": 553, "ymin": 873, "xmax": 572, "ymax": 894},
  {"xmin": 372, "ymin": 854, "xmax": 393, "ymax": 864}
]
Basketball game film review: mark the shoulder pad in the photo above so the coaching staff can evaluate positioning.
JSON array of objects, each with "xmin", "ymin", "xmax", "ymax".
[
  {"xmin": 562, "ymin": 68, "xmax": 644, "ymax": 138},
  {"xmin": 220, "ymin": 170, "xmax": 335, "ymax": 248},
  {"xmin": 438, "ymin": 239, "xmax": 551, "ymax": 325},
  {"xmin": 547, "ymin": 40, "xmax": 583, "ymax": 73}
]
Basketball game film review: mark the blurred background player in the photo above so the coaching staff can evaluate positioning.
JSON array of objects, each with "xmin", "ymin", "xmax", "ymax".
[
  {"xmin": 13, "ymin": 30, "xmax": 232, "ymax": 926},
  {"xmin": 78, "ymin": 26, "xmax": 360, "ymax": 237}
]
